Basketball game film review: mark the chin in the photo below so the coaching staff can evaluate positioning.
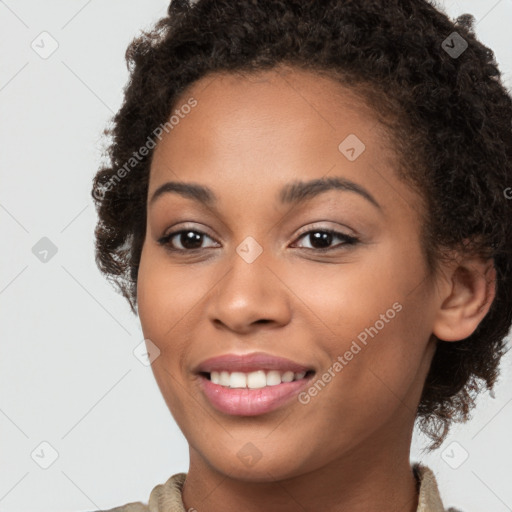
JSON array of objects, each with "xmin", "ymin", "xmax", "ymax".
[{"xmin": 196, "ymin": 442, "xmax": 314, "ymax": 482}]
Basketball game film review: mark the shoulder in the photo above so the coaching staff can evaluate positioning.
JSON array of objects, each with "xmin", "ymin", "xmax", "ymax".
[
  {"xmin": 86, "ymin": 472, "xmax": 187, "ymax": 512},
  {"xmin": 413, "ymin": 463, "xmax": 464, "ymax": 512},
  {"xmin": 148, "ymin": 472, "xmax": 187, "ymax": 511},
  {"xmin": 95, "ymin": 503, "xmax": 149, "ymax": 512}
]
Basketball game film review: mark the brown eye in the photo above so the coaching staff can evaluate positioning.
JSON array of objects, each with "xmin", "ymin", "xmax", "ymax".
[
  {"xmin": 158, "ymin": 229, "xmax": 219, "ymax": 251},
  {"xmin": 292, "ymin": 229, "xmax": 359, "ymax": 251}
]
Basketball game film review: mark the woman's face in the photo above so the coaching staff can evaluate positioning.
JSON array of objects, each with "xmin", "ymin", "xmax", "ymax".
[{"xmin": 137, "ymin": 66, "xmax": 442, "ymax": 479}]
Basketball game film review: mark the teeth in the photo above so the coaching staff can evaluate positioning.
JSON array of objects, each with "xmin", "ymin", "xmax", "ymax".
[
  {"xmin": 229, "ymin": 372, "xmax": 247, "ymax": 388},
  {"xmin": 219, "ymin": 371, "xmax": 230, "ymax": 386},
  {"xmin": 247, "ymin": 370, "xmax": 266, "ymax": 389},
  {"xmin": 266, "ymin": 370, "xmax": 283, "ymax": 386},
  {"xmin": 281, "ymin": 371, "xmax": 295, "ymax": 383},
  {"xmin": 209, "ymin": 370, "xmax": 308, "ymax": 388}
]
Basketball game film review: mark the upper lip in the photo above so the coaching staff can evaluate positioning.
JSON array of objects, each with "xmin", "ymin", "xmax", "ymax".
[{"xmin": 194, "ymin": 352, "xmax": 315, "ymax": 374}]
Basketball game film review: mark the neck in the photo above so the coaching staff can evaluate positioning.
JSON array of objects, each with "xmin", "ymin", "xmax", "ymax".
[{"xmin": 182, "ymin": 426, "xmax": 419, "ymax": 512}]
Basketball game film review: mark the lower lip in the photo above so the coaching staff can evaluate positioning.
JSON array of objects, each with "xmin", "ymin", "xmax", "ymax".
[{"xmin": 198, "ymin": 373, "xmax": 314, "ymax": 416}]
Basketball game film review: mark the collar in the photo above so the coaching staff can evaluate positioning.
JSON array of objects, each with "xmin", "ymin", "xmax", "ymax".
[
  {"xmin": 146, "ymin": 464, "xmax": 449, "ymax": 512},
  {"xmin": 412, "ymin": 463, "xmax": 448, "ymax": 512}
]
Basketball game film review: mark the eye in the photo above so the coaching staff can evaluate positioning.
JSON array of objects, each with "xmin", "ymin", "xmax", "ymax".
[
  {"xmin": 158, "ymin": 229, "xmax": 219, "ymax": 252},
  {"xmin": 157, "ymin": 226, "xmax": 359, "ymax": 253},
  {"xmin": 291, "ymin": 228, "xmax": 359, "ymax": 251}
]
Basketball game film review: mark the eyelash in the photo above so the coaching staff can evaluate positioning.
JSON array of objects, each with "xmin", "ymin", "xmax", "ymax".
[{"xmin": 157, "ymin": 227, "xmax": 359, "ymax": 253}]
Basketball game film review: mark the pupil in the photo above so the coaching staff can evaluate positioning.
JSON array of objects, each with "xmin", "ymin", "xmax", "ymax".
[
  {"xmin": 310, "ymin": 231, "xmax": 332, "ymax": 248},
  {"xmin": 181, "ymin": 231, "xmax": 203, "ymax": 249}
]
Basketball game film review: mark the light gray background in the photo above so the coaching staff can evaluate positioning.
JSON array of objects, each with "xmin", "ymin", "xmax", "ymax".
[{"xmin": 1, "ymin": 1, "xmax": 511, "ymax": 511}]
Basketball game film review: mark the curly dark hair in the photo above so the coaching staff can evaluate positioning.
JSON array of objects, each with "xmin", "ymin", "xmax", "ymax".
[{"xmin": 92, "ymin": 0, "xmax": 512, "ymax": 448}]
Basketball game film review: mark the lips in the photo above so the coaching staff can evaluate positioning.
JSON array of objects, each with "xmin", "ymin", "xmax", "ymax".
[
  {"xmin": 194, "ymin": 351, "xmax": 315, "ymax": 374},
  {"xmin": 194, "ymin": 351, "xmax": 317, "ymax": 415}
]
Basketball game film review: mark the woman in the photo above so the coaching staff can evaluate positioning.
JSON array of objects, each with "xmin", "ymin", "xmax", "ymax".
[{"xmin": 91, "ymin": 0, "xmax": 512, "ymax": 510}]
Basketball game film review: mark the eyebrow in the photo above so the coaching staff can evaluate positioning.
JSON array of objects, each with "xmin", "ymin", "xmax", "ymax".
[{"xmin": 149, "ymin": 176, "xmax": 381, "ymax": 210}]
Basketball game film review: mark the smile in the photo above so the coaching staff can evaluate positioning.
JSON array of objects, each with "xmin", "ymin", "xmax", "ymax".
[
  {"xmin": 205, "ymin": 369, "xmax": 311, "ymax": 388},
  {"xmin": 197, "ymin": 370, "xmax": 315, "ymax": 416},
  {"xmin": 194, "ymin": 351, "xmax": 317, "ymax": 415}
]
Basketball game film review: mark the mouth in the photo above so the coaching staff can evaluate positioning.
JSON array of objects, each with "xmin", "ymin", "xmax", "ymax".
[
  {"xmin": 197, "ymin": 369, "xmax": 316, "ymax": 416},
  {"xmin": 199, "ymin": 369, "xmax": 316, "ymax": 388},
  {"xmin": 194, "ymin": 351, "xmax": 317, "ymax": 416}
]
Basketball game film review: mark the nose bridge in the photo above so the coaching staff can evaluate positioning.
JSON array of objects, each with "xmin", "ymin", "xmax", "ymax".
[{"xmin": 207, "ymin": 235, "xmax": 291, "ymax": 332}]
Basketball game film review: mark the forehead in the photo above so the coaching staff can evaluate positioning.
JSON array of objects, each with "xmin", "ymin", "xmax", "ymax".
[
  {"xmin": 148, "ymin": 65, "xmax": 420, "ymax": 216},
  {"xmin": 169, "ymin": 65, "xmax": 382, "ymax": 144}
]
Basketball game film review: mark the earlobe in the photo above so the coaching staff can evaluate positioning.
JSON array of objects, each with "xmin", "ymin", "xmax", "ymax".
[{"xmin": 432, "ymin": 257, "xmax": 496, "ymax": 342}]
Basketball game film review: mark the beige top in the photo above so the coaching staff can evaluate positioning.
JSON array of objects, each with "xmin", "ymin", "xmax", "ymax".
[{"xmin": 100, "ymin": 464, "xmax": 462, "ymax": 512}]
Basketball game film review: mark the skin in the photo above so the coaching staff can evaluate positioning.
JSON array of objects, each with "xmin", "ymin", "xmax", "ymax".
[{"xmin": 136, "ymin": 65, "xmax": 496, "ymax": 512}]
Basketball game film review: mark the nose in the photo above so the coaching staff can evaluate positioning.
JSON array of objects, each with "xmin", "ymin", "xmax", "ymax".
[{"xmin": 206, "ymin": 246, "xmax": 292, "ymax": 334}]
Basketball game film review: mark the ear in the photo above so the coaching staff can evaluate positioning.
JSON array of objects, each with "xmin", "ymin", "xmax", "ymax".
[{"xmin": 432, "ymin": 254, "xmax": 496, "ymax": 342}]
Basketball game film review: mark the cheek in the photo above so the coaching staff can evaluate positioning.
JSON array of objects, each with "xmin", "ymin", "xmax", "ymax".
[
  {"xmin": 136, "ymin": 246, "xmax": 201, "ymax": 419},
  {"xmin": 287, "ymin": 239, "xmax": 423, "ymax": 338},
  {"xmin": 137, "ymin": 246, "xmax": 207, "ymax": 341},
  {"xmin": 291, "ymin": 239, "xmax": 433, "ymax": 408}
]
